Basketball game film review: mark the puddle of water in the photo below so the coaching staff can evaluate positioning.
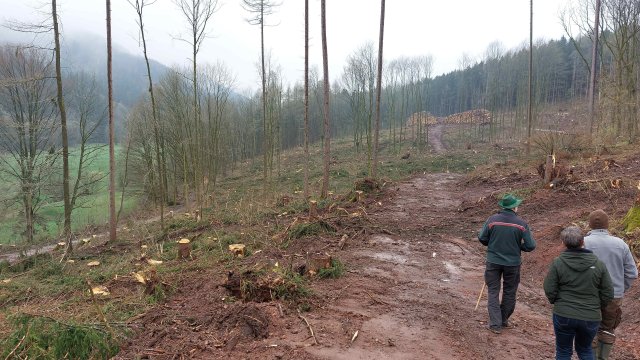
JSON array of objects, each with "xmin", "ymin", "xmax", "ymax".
[
  {"xmin": 443, "ymin": 261, "xmax": 462, "ymax": 277},
  {"xmin": 370, "ymin": 235, "xmax": 395, "ymax": 245}
]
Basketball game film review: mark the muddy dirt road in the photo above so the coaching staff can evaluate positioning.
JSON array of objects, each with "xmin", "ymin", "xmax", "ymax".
[
  {"xmin": 117, "ymin": 168, "xmax": 640, "ymax": 359},
  {"xmin": 297, "ymin": 173, "xmax": 557, "ymax": 359}
]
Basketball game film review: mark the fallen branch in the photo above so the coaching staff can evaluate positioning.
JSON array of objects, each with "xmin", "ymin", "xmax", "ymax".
[
  {"xmin": 86, "ymin": 280, "xmax": 117, "ymax": 340},
  {"xmin": 4, "ymin": 325, "xmax": 29, "ymax": 360},
  {"xmin": 297, "ymin": 309, "xmax": 319, "ymax": 345},
  {"xmin": 381, "ymin": 228, "xmax": 396, "ymax": 236},
  {"xmin": 338, "ymin": 234, "xmax": 349, "ymax": 250}
]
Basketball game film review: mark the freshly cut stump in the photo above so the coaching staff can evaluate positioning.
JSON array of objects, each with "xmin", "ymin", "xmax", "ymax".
[{"xmin": 178, "ymin": 238, "xmax": 191, "ymax": 259}]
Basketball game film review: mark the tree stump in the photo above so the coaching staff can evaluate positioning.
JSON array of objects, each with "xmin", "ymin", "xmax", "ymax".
[
  {"xmin": 178, "ymin": 238, "xmax": 191, "ymax": 259},
  {"xmin": 544, "ymin": 154, "xmax": 554, "ymax": 185},
  {"xmin": 309, "ymin": 200, "xmax": 318, "ymax": 219},
  {"xmin": 228, "ymin": 244, "xmax": 246, "ymax": 257},
  {"xmin": 307, "ymin": 254, "xmax": 332, "ymax": 275}
]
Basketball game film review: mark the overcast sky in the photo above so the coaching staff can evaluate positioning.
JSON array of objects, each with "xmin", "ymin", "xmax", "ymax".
[{"xmin": 1, "ymin": 0, "xmax": 572, "ymax": 91}]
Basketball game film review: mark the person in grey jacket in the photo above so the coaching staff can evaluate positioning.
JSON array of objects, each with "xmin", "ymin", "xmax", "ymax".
[
  {"xmin": 544, "ymin": 226, "xmax": 613, "ymax": 360},
  {"xmin": 584, "ymin": 209, "xmax": 638, "ymax": 359}
]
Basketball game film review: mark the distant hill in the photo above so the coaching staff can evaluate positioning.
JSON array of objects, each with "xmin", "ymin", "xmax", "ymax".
[
  {"xmin": 1, "ymin": 30, "xmax": 171, "ymax": 143},
  {"xmin": 62, "ymin": 33, "xmax": 169, "ymax": 108},
  {"xmin": 0, "ymin": 30, "xmax": 169, "ymax": 108}
]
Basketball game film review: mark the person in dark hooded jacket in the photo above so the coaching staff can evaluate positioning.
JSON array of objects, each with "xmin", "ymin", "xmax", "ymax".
[{"xmin": 544, "ymin": 226, "xmax": 613, "ymax": 360}]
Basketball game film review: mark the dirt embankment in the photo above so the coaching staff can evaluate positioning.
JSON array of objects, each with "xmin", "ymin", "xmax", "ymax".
[{"xmin": 116, "ymin": 156, "xmax": 640, "ymax": 359}]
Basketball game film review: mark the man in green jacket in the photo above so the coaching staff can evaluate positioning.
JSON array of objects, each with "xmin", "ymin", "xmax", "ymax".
[
  {"xmin": 544, "ymin": 226, "xmax": 613, "ymax": 360},
  {"xmin": 478, "ymin": 194, "xmax": 536, "ymax": 334}
]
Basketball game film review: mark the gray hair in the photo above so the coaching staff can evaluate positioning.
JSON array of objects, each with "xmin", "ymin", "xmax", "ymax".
[{"xmin": 560, "ymin": 226, "xmax": 584, "ymax": 249}]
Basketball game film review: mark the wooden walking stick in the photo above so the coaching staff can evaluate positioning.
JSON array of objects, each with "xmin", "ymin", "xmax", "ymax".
[{"xmin": 474, "ymin": 283, "xmax": 486, "ymax": 311}]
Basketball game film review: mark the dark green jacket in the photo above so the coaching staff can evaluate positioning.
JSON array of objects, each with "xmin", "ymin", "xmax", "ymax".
[
  {"xmin": 543, "ymin": 248, "xmax": 614, "ymax": 321},
  {"xmin": 478, "ymin": 209, "xmax": 536, "ymax": 266}
]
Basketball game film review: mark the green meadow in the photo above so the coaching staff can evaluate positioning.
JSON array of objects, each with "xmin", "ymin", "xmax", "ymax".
[{"xmin": 0, "ymin": 146, "xmax": 139, "ymax": 245}]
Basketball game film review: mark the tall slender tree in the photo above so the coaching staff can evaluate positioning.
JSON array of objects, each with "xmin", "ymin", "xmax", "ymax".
[
  {"xmin": 129, "ymin": 0, "xmax": 166, "ymax": 231},
  {"xmin": 303, "ymin": 0, "xmax": 310, "ymax": 199},
  {"xmin": 51, "ymin": 0, "xmax": 72, "ymax": 253},
  {"xmin": 320, "ymin": 0, "xmax": 330, "ymax": 198},
  {"xmin": 372, "ymin": 0, "xmax": 386, "ymax": 179},
  {"xmin": 588, "ymin": 0, "xmax": 601, "ymax": 132},
  {"xmin": 174, "ymin": 0, "xmax": 220, "ymax": 213},
  {"xmin": 526, "ymin": 0, "xmax": 533, "ymax": 156},
  {"xmin": 242, "ymin": 0, "xmax": 280, "ymax": 186},
  {"xmin": 106, "ymin": 0, "xmax": 116, "ymax": 242}
]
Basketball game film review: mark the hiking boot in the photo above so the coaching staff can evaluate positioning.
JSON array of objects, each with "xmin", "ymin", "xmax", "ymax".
[
  {"xmin": 487, "ymin": 325, "xmax": 502, "ymax": 334},
  {"xmin": 501, "ymin": 321, "xmax": 514, "ymax": 329}
]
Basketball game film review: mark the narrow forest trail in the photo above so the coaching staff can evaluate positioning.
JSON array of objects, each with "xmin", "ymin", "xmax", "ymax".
[{"xmin": 427, "ymin": 123, "xmax": 446, "ymax": 154}]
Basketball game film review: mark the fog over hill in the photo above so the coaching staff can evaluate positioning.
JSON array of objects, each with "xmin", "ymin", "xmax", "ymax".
[
  {"xmin": 0, "ymin": 29, "xmax": 169, "ymax": 108},
  {"xmin": 0, "ymin": 29, "xmax": 172, "ymax": 143}
]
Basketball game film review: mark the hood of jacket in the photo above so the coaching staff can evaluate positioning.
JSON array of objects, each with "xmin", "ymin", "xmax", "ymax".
[{"xmin": 559, "ymin": 248, "xmax": 598, "ymax": 272}]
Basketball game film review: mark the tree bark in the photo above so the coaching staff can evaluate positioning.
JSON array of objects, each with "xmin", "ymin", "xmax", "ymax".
[
  {"xmin": 106, "ymin": 0, "xmax": 117, "ymax": 242},
  {"xmin": 588, "ymin": 0, "xmax": 601, "ymax": 134},
  {"xmin": 320, "ymin": 0, "xmax": 330, "ymax": 198},
  {"xmin": 52, "ymin": 0, "xmax": 72, "ymax": 252},
  {"xmin": 303, "ymin": 0, "xmax": 310, "ymax": 199},
  {"xmin": 526, "ymin": 0, "xmax": 533, "ymax": 156},
  {"xmin": 372, "ymin": 0, "xmax": 385, "ymax": 179}
]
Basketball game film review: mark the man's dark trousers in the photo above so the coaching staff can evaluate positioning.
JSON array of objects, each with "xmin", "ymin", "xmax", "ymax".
[{"xmin": 485, "ymin": 262, "xmax": 521, "ymax": 328}]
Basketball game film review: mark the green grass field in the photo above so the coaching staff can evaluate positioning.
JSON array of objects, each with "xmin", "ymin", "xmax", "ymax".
[{"xmin": 0, "ymin": 146, "xmax": 140, "ymax": 245}]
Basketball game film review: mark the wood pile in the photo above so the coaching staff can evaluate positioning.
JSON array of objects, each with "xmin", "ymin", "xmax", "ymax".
[
  {"xmin": 405, "ymin": 111, "xmax": 439, "ymax": 127},
  {"xmin": 404, "ymin": 108, "xmax": 492, "ymax": 127},
  {"xmin": 444, "ymin": 109, "xmax": 491, "ymax": 125}
]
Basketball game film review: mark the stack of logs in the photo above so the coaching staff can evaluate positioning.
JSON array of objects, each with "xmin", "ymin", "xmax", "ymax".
[
  {"xmin": 405, "ymin": 111, "xmax": 439, "ymax": 127},
  {"xmin": 444, "ymin": 108, "xmax": 491, "ymax": 125}
]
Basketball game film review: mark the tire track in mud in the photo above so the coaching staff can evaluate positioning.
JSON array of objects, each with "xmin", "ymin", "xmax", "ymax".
[{"xmin": 299, "ymin": 173, "xmax": 556, "ymax": 359}]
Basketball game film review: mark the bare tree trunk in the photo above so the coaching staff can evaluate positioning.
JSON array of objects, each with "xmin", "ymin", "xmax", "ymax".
[
  {"xmin": 106, "ymin": 0, "xmax": 117, "ymax": 242},
  {"xmin": 52, "ymin": 0, "xmax": 72, "ymax": 253},
  {"xmin": 320, "ymin": 0, "xmax": 330, "ymax": 198},
  {"xmin": 588, "ymin": 0, "xmax": 601, "ymax": 134},
  {"xmin": 372, "ymin": 0, "xmax": 385, "ymax": 179},
  {"xmin": 303, "ymin": 0, "xmax": 309, "ymax": 199},
  {"xmin": 526, "ymin": 0, "xmax": 533, "ymax": 156},
  {"xmin": 130, "ymin": 0, "xmax": 165, "ymax": 231},
  {"xmin": 261, "ymin": 4, "xmax": 268, "ymax": 189}
]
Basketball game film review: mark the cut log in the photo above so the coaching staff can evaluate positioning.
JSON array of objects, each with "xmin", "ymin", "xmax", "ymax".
[
  {"xmin": 177, "ymin": 238, "xmax": 191, "ymax": 259},
  {"xmin": 228, "ymin": 243, "xmax": 246, "ymax": 257}
]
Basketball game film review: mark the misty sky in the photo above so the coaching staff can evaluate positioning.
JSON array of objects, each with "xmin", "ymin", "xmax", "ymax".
[{"xmin": 0, "ymin": 0, "xmax": 572, "ymax": 91}]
